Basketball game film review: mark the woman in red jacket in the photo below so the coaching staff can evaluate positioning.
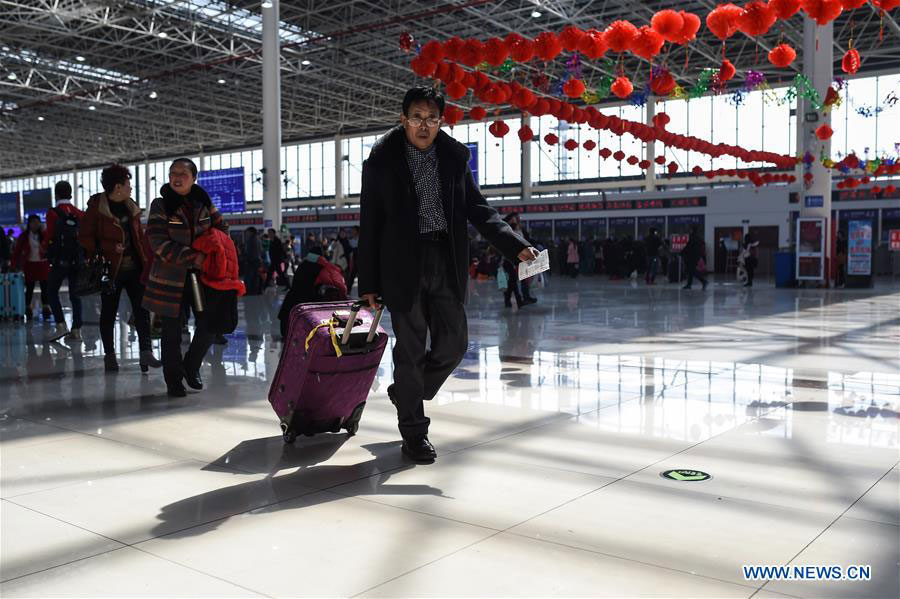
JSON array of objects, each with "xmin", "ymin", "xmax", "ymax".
[{"xmin": 12, "ymin": 214, "xmax": 51, "ymax": 321}]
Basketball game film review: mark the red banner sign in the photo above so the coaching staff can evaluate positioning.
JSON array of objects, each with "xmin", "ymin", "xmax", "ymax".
[
  {"xmin": 671, "ymin": 234, "xmax": 689, "ymax": 252},
  {"xmin": 890, "ymin": 229, "xmax": 900, "ymax": 251}
]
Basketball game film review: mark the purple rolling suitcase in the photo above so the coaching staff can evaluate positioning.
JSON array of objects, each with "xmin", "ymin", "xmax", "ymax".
[{"xmin": 269, "ymin": 299, "xmax": 388, "ymax": 443}]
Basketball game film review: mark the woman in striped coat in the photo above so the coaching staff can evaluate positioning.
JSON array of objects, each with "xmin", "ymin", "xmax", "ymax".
[{"xmin": 143, "ymin": 158, "xmax": 227, "ymax": 397}]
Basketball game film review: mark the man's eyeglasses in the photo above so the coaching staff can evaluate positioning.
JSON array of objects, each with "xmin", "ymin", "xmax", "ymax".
[{"xmin": 406, "ymin": 117, "xmax": 441, "ymax": 129}]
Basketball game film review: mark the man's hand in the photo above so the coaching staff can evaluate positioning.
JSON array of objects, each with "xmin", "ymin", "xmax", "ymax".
[
  {"xmin": 361, "ymin": 293, "xmax": 380, "ymax": 310},
  {"xmin": 518, "ymin": 247, "xmax": 539, "ymax": 262}
]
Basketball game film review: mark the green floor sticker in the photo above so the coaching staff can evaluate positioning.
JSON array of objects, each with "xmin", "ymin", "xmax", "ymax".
[{"xmin": 661, "ymin": 469, "xmax": 711, "ymax": 482}]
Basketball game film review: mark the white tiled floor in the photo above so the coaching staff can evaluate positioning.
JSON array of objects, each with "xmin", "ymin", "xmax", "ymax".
[{"xmin": 1, "ymin": 277, "xmax": 898, "ymax": 597}]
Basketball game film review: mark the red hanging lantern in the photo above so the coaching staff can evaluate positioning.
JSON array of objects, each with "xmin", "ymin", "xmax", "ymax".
[
  {"xmin": 443, "ymin": 105, "xmax": 463, "ymax": 126},
  {"xmin": 803, "ymin": 172, "xmax": 814, "ymax": 184},
  {"xmin": 489, "ymin": 120, "xmax": 510, "ymax": 138},
  {"xmin": 655, "ymin": 156, "xmax": 667, "ymax": 165},
  {"xmin": 559, "ymin": 26, "xmax": 586, "ymax": 52},
  {"xmin": 885, "ymin": 184, "xmax": 897, "ymax": 194},
  {"xmin": 563, "ymin": 138, "xmax": 579, "ymax": 151},
  {"xmin": 445, "ymin": 81, "xmax": 467, "ymax": 100},
  {"xmin": 604, "ymin": 20, "xmax": 639, "ymax": 53},
  {"xmin": 517, "ymin": 125, "xmax": 534, "ymax": 143},
  {"xmin": 577, "ymin": 29, "xmax": 608, "ymax": 59},
  {"xmin": 534, "ymin": 32, "xmax": 563, "ymax": 61},
  {"xmin": 652, "ymin": 10, "xmax": 685, "ymax": 43},
  {"xmin": 667, "ymin": 162, "xmax": 679, "ymax": 174},
  {"xmin": 675, "ymin": 11, "xmax": 702, "ymax": 44},
  {"xmin": 558, "ymin": 103, "xmax": 575, "ymax": 121},
  {"xmin": 484, "ymin": 38, "xmax": 510, "ymax": 67},
  {"xmin": 410, "ymin": 56, "xmax": 437, "ymax": 77},
  {"xmin": 611, "ymin": 76, "xmax": 634, "ymax": 99},
  {"xmin": 770, "ymin": 0, "xmax": 802, "ymax": 18},
  {"xmin": 768, "ymin": 43, "xmax": 797, "ymax": 68},
  {"xmin": 583, "ymin": 140, "xmax": 597, "ymax": 151},
  {"xmin": 626, "ymin": 155, "xmax": 639, "ymax": 165},
  {"xmin": 872, "ymin": 0, "xmax": 900, "ymax": 9},
  {"xmin": 420, "ymin": 41, "xmax": 445, "ymax": 63},
  {"xmin": 469, "ymin": 106, "xmax": 487, "ymax": 121},
  {"xmin": 650, "ymin": 70, "xmax": 676, "ymax": 96},
  {"xmin": 738, "ymin": 1, "xmax": 777, "ymax": 36},
  {"xmin": 842, "ymin": 48, "xmax": 860, "ymax": 74},
  {"xmin": 719, "ymin": 59, "xmax": 737, "ymax": 82},
  {"xmin": 461, "ymin": 72, "xmax": 476, "ymax": 89},
  {"xmin": 638, "ymin": 159, "xmax": 651, "ymax": 169},
  {"xmin": 505, "ymin": 33, "xmax": 535, "ymax": 63},
  {"xmin": 706, "ymin": 4, "xmax": 743, "ymax": 41},
  {"xmin": 459, "ymin": 39, "xmax": 486, "ymax": 67},
  {"xmin": 840, "ymin": 0, "xmax": 867, "ymax": 10},
  {"xmin": 631, "ymin": 26, "xmax": 666, "ymax": 61},
  {"xmin": 815, "ymin": 124, "xmax": 834, "ymax": 140},
  {"xmin": 544, "ymin": 133, "xmax": 559, "ymax": 145},
  {"xmin": 599, "ymin": 148, "xmax": 612, "ymax": 159},
  {"xmin": 871, "ymin": 185, "xmax": 882, "ymax": 194},
  {"xmin": 801, "ymin": 0, "xmax": 843, "ymax": 25},
  {"xmin": 613, "ymin": 150, "xmax": 626, "ymax": 161},
  {"xmin": 443, "ymin": 37, "xmax": 465, "ymax": 62},
  {"xmin": 653, "ymin": 112, "xmax": 671, "ymax": 128},
  {"xmin": 399, "ymin": 32, "xmax": 414, "ymax": 52},
  {"xmin": 563, "ymin": 78, "xmax": 587, "ymax": 99}
]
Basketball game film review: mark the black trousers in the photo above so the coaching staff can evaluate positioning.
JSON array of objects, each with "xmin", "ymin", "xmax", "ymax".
[
  {"xmin": 685, "ymin": 261, "xmax": 708, "ymax": 287},
  {"xmin": 502, "ymin": 262, "xmax": 522, "ymax": 307},
  {"xmin": 389, "ymin": 240, "xmax": 467, "ymax": 439},
  {"xmin": 47, "ymin": 263, "xmax": 83, "ymax": 329},
  {"xmin": 25, "ymin": 279, "xmax": 48, "ymax": 314},
  {"xmin": 100, "ymin": 267, "xmax": 151, "ymax": 354},
  {"xmin": 161, "ymin": 276, "xmax": 215, "ymax": 388}
]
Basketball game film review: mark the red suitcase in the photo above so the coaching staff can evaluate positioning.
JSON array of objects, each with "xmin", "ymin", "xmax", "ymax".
[{"xmin": 269, "ymin": 299, "xmax": 388, "ymax": 443}]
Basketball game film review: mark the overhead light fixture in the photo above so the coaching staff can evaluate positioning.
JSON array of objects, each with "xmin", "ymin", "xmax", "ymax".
[
  {"xmin": 88, "ymin": 105, "xmax": 96, "ymax": 111},
  {"xmin": 37, "ymin": 116, "xmax": 45, "ymax": 121},
  {"xmin": 1, "ymin": 46, "xmax": 9, "ymax": 52},
  {"xmin": 261, "ymin": 1, "xmax": 273, "ymax": 7},
  {"xmin": 301, "ymin": 59, "xmax": 311, "ymax": 66},
  {"xmin": 6, "ymin": 73, "xmax": 15, "ymax": 80},
  {"xmin": 531, "ymin": 10, "xmax": 541, "ymax": 18},
  {"xmin": 217, "ymin": 78, "xmax": 226, "ymax": 84},
  {"xmin": 76, "ymin": 55, "xmax": 85, "ymax": 62},
  {"xmin": 158, "ymin": 31, "xmax": 168, "ymax": 38},
  {"xmin": 149, "ymin": 90, "xmax": 158, "ymax": 99}
]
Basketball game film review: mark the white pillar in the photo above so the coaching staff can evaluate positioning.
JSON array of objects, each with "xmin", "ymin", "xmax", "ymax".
[
  {"xmin": 521, "ymin": 114, "xmax": 532, "ymax": 202},
  {"xmin": 797, "ymin": 18, "xmax": 833, "ymax": 279},
  {"xmin": 645, "ymin": 96, "xmax": 657, "ymax": 192},
  {"xmin": 199, "ymin": 152, "xmax": 207, "ymax": 173},
  {"xmin": 71, "ymin": 171, "xmax": 79, "ymax": 208},
  {"xmin": 262, "ymin": 0, "xmax": 282, "ymax": 231},
  {"xmin": 145, "ymin": 161, "xmax": 153, "ymax": 208},
  {"xmin": 334, "ymin": 133, "xmax": 344, "ymax": 210}
]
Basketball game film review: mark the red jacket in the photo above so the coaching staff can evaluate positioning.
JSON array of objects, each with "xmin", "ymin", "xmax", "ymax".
[
  {"xmin": 42, "ymin": 202, "xmax": 83, "ymax": 256},
  {"xmin": 314, "ymin": 257, "xmax": 348, "ymax": 297},
  {"xmin": 192, "ymin": 227, "xmax": 246, "ymax": 296}
]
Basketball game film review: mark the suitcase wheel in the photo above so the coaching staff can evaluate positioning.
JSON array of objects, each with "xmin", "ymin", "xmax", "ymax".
[
  {"xmin": 344, "ymin": 402, "xmax": 366, "ymax": 436},
  {"xmin": 280, "ymin": 422, "xmax": 297, "ymax": 444}
]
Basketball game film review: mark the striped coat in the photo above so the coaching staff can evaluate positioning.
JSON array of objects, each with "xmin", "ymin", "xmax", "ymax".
[{"xmin": 142, "ymin": 184, "xmax": 227, "ymax": 318}]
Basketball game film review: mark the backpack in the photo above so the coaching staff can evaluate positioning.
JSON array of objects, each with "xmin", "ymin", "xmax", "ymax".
[{"xmin": 48, "ymin": 206, "xmax": 81, "ymax": 266}]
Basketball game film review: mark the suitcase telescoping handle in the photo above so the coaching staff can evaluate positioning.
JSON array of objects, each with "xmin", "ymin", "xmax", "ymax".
[{"xmin": 340, "ymin": 297, "xmax": 384, "ymax": 346}]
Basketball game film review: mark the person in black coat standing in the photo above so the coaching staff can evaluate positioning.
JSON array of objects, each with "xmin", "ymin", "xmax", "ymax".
[
  {"xmin": 681, "ymin": 226, "xmax": 708, "ymax": 290},
  {"xmin": 358, "ymin": 87, "xmax": 537, "ymax": 463}
]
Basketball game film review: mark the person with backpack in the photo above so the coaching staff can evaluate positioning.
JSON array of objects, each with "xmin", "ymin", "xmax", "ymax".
[{"xmin": 43, "ymin": 181, "xmax": 84, "ymax": 342}]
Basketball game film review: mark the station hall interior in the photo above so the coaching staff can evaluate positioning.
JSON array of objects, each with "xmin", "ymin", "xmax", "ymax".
[{"xmin": 1, "ymin": 1, "xmax": 899, "ymax": 598}]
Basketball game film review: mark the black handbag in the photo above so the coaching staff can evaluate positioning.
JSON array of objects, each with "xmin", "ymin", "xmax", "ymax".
[
  {"xmin": 71, "ymin": 256, "xmax": 114, "ymax": 297},
  {"xmin": 199, "ymin": 285, "xmax": 238, "ymax": 334}
]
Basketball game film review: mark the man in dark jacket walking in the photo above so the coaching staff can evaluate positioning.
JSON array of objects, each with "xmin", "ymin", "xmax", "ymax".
[
  {"xmin": 358, "ymin": 87, "xmax": 537, "ymax": 463},
  {"xmin": 681, "ymin": 227, "xmax": 708, "ymax": 290}
]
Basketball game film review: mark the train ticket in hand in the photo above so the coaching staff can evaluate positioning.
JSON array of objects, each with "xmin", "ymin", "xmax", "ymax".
[{"xmin": 518, "ymin": 249, "xmax": 550, "ymax": 280}]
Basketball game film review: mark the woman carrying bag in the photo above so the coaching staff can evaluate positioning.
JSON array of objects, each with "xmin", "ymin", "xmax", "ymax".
[
  {"xmin": 12, "ymin": 214, "xmax": 51, "ymax": 321},
  {"xmin": 78, "ymin": 164, "xmax": 161, "ymax": 373},
  {"xmin": 143, "ymin": 158, "xmax": 226, "ymax": 398}
]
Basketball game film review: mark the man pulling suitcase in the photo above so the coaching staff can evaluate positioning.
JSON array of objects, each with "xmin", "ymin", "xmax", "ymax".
[{"xmin": 358, "ymin": 87, "xmax": 538, "ymax": 463}]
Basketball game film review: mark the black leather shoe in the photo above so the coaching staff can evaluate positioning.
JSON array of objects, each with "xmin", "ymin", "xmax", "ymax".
[
  {"xmin": 402, "ymin": 436, "xmax": 437, "ymax": 463},
  {"xmin": 167, "ymin": 385, "xmax": 187, "ymax": 398},
  {"xmin": 104, "ymin": 354, "xmax": 119, "ymax": 372},
  {"xmin": 184, "ymin": 369, "xmax": 203, "ymax": 390}
]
